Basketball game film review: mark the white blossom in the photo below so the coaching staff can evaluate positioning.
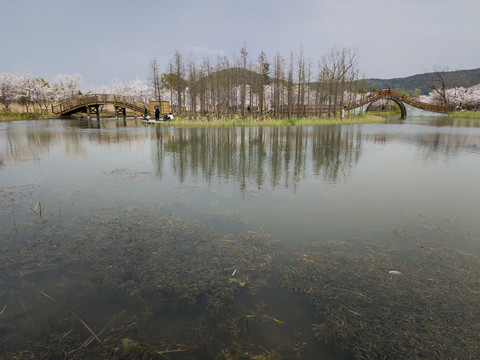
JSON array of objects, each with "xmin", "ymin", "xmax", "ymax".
[
  {"xmin": 52, "ymin": 74, "xmax": 82, "ymax": 100},
  {"xmin": 0, "ymin": 72, "xmax": 20, "ymax": 110},
  {"xmin": 420, "ymin": 84, "xmax": 480, "ymax": 109}
]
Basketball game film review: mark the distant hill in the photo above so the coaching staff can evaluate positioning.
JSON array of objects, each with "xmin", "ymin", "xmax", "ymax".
[
  {"xmin": 364, "ymin": 68, "xmax": 480, "ymax": 95},
  {"xmin": 178, "ymin": 67, "xmax": 480, "ymax": 97},
  {"xmin": 195, "ymin": 67, "xmax": 265, "ymax": 86}
]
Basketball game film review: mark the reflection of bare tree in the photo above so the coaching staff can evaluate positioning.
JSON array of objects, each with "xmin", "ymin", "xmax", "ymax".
[
  {"xmin": 311, "ymin": 126, "xmax": 362, "ymax": 183},
  {"xmin": 3, "ymin": 120, "xmax": 477, "ymax": 194},
  {"xmin": 152, "ymin": 126, "xmax": 363, "ymax": 190}
]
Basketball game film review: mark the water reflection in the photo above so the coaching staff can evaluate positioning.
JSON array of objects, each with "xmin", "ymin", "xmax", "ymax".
[
  {"xmin": 2, "ymin": 118, "xmax": 479, "ymax": 192},
  {"xmin": 148, "ymin": 126, "xmax": 363, "ymax": 190},
  {"xmin": 362, "ymin": 126, "xmax": 480, "ymax": 161},
  {"xmin": 1, "ymin": 118, "xmax": 480, "ymax": 358}
]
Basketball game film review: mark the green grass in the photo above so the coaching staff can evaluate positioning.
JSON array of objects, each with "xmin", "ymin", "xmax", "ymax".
[
  {"xmin": 448, "ymin": 111, "xmax": 480, "ymax": 119},
  {"xmin": 0, "ymin": 109, "xmax": 385, "ymax": 127},
  {"xmin": 0, "ymin": 110, "xmax": 53, "ymax": 121},
  {"xmin": 167, "ymin": 114, "xmax": 385, "ymax": 127}
]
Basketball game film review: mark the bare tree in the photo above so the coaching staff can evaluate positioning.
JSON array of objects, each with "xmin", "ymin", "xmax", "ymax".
[
  {"xmin": 158, "ymin": 44, "xmax": 362, "ymax": 120},
  {"xmin": 272, "ymin": 53, "xmax": 284, "ymax": 118},
  {"xmin": 198, "ymin": 58, "xmax": 211, "ymax": 115},
  {"xmin": 257, "ymin": 51, "xmax": 269, "ymax": 118},
  {"xmin": 287, "ymin": 52, "xmax": 295, "ymax": 118},
  {"xmin": 425, "ymin": 65, "xmax": 450, "ymax": 106},
  {"xmin": 173, "ymin": 50, "xmax": 185, "ymax": 113},
  {"xmin": 297, "ymin": 46, "xmax": 306, "ymax": 116},
  {"xmin": 149, "ymin": 57, "xmax": 162, "ymax": 106},
  {"xmin": 187, "ymin": 53, "xmax": 198, "ymax": 115},
  {"xmin": 321, "ymin": 47, "xmax": 358, "ymax": 116},
  {"xmin": 240, "ymin": 43, "xmax": 248, "ymax": 118}
]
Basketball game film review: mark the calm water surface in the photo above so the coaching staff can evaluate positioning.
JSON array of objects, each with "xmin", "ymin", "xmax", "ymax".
[{"xmin": 1, "ymin": 117, "xmax": 480, "ymax": 359}]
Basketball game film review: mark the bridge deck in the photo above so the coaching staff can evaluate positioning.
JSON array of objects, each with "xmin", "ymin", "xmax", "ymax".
[
  {"xmin": 52, "ymin": 94, "xmax": 150, "ymax": 116},
  {"xmin": 346, "ymin": 89, "xmax": 454, "ymax": 113}
]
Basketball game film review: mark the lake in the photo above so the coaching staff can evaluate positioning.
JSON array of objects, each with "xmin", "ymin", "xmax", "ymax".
[{"xmin": 1, "ymin": 116, "xmax": 480, "ymax": 359}]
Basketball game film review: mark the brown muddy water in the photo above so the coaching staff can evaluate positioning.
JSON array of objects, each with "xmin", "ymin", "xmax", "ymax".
[{"xmin": 1, "ymin": 116, "xmax": 480, "ymax": 359}]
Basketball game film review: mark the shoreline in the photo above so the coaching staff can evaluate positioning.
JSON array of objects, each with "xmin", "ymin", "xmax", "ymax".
[
  {"xmin": 0, "ymin": 112, "xmax": 386, "ymax": 126},
  {"xmin": 3, "ymin": 111, "xmax": 479, "ymax": 125}
]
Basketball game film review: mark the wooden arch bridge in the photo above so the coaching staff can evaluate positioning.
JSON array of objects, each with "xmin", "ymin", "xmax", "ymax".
[
  {"xmin": 345, "ymin": 89, "xmax": 454, "ymax": 117},
  {"xmin": 52, "ymin": 94, "xmax": 169, "ymax": 117}
]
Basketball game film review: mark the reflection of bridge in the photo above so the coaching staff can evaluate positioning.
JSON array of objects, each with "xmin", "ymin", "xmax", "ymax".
[
  {"xmin": 346, "ymin": 89, "xmax": 454, "ymax": 117},
  {"xmin": 52, "ymin": 94, "xmax": 170, "ymax": 117}
]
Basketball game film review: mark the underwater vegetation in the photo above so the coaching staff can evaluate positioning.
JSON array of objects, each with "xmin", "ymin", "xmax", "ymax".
[
  {"xmin": 1, "ymin": 185, "xmax": 480, "ymax": 359},
  {"xmin": 283, "ymin": 239, "xmax": 480, "ymax": 359}
]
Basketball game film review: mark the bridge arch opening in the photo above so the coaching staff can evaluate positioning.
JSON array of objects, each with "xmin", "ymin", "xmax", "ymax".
[{"xmin": 365, "ymin": 96, "xmax": 407, "ymax": 118}]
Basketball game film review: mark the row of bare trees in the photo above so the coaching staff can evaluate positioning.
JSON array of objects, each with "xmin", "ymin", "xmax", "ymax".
[{"xmin": 149, "ymin": 45, "xmax": 363, "ymax": 118}]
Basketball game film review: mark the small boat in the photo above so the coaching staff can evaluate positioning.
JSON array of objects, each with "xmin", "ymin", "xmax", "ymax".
[
  {"xmin": 141, "ymin": 118, "xmax": 167, "ymax": 124},
  {"xmin": 140, "ymin": 113, "xmax": 173, "ymax": 124}
]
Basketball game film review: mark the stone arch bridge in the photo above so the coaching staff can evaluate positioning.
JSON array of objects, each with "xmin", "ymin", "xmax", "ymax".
[{"xmin": 345, "ymin": 89, "xmax": 454, "ymax": 117}]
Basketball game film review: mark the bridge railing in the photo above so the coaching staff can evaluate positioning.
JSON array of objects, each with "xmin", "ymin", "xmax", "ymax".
[
  {"xmin": 345, "ymin": 89, "xmax": 454, "ymax": 113},
  {"xmin": 52, "ymin": 94, "xmax": 150, "ymax": 115},
  {"xmin": 388, "ymin": 90, "xmax": 454, "ymax": 113}
]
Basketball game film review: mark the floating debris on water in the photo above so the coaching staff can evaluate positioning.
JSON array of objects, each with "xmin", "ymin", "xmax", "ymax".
[{"xmin": 388, "ymin": 270, "xmax": 402, "ymax": 275}]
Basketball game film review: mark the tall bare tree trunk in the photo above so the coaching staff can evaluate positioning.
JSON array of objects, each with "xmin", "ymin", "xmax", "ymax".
[
  {"xmin": 149, "ymin": 57, "xmax": 162, "ymax": 106},
  {"xmin": 173, "ymin": 50, "xmax": 184, "ymax": 114},
  {"xmin": 240, "ymin": 44, "xmax": 248, "ymax": 119}
]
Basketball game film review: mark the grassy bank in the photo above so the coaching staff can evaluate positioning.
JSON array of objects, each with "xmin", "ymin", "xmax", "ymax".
[
  {"xmin": 448, "ymin": 111, "xmax": 480, "ymax": 119},
  {"xmin": 0, "ymin": 110, "xmax": 385, "ymax": 126},
  {"xmin": 0, "ymin": 110, "xmax": 56, "ymax": 122},
  {"xmin": 168, "ymin": 114, "xmax": 385, "ymax": 127}
]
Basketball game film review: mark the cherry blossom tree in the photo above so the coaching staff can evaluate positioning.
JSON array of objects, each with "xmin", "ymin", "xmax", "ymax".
[
  {"xmin": 17, "ymin": 73, "xmax": 35, "ymax": 112},
  {"xmin": 88, "ymin": 83, "xmax": 114, "ymax": 95},
  {"xmin": 111, "ymin": 78, "xmax": 149, "ymax": 99},
  {"xmin": 33, "ymin": 77, "xmax": 54, "ymax": 112},
  {"xmin": 419, "ymin": 84, "xmax": 480, "ymax": 110},
  {"xmin": 0, "ymin": 72, "xmax": 19, "ymax": 110},
  {"xmin": 52, "ymin": 74, "xmax": 82, "ymax": 101}
]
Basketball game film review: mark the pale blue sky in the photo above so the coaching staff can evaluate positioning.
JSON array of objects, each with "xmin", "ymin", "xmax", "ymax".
[{"xmin": 1, "ymin": 0, "xmax": 479, "ymax": 86}]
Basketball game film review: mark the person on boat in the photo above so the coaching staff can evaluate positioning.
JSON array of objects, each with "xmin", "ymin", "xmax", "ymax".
[{"xmin": 142, "ymin": 107, "xmax": 149, "ymax": 120}]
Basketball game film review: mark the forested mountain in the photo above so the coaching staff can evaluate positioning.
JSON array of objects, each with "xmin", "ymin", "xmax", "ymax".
[
  {"xmin": 364, "ymin": 68, "xmax": 480, "ymax": 95},
  {"xmin": 192, "ymin": 67, "xmax": 480, "ymax": 97}
]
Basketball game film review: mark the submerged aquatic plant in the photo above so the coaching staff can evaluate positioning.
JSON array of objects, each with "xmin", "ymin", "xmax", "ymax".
[
  {"xmin": 282, "ymin": 240, "xmax": 480, "ymax": 360},
  {"xmin": 2, "ymin": 185, "xmax": 480, "ymax": 359},
  {"xmin": 0, "ymin": 196, "xmax": 288, "ymax": 359}
]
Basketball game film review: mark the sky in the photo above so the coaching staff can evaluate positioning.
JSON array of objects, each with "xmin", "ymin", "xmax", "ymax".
[{"xmin": 1, "ymin": 0, "xmax": 479, "ymax": 87}]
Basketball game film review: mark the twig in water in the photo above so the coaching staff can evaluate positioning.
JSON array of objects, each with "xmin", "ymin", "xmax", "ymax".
[
  {"xmin": 19, "ymin": 297, "xmax": 36, "ymax": 329},
  {"xmin": 37, "ymin": 288, "xmax": 58, "ymax": 303},
  {"xmin": 11, "ymin": 202, "xmax": 18, "ymax": 232},
  {"xmin": 70, "ymin": 311, "xmax": 101, "ymax": 344},
  {"xmin": 33, "ymin": 198, "xmax": 43, "ymax": 217},
  {"xmin": 263, "ymin": 314, "xmax": 285, "ymax": 325},
  {"xmin": 155, "ymin": 348, "xmax": 188, "ymax": 358},
  {"xmin": 82, "ymin": 309, "xmax": 126, "ymax": 348}
]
